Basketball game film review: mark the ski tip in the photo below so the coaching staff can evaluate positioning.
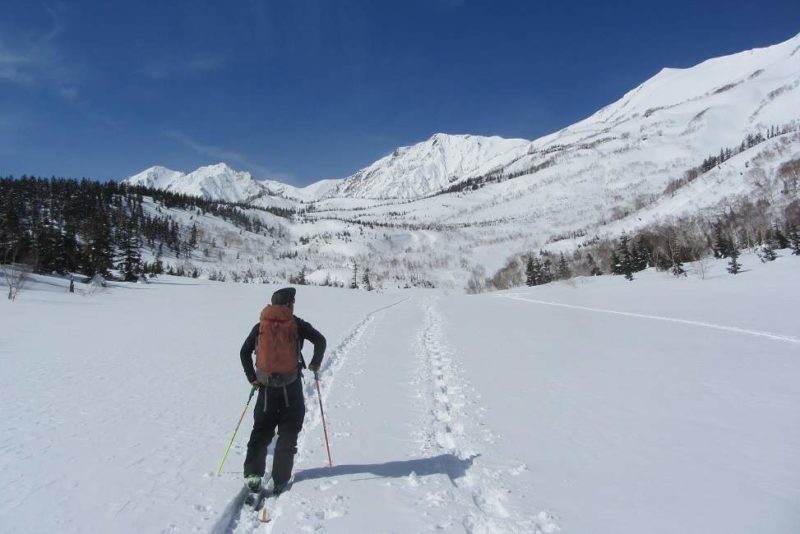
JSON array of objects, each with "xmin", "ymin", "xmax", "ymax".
[{"xmin": 258, "ymin": 507, "xmax": 271, "ymax": 523}]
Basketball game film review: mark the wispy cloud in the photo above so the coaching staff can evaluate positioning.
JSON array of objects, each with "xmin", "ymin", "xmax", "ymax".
[
  {"xmin": 0, "ymin": 4, "xmax": 79, "ymax": 99},
  {"xmin": 144, "ymin": 57, "xmax": 225, "ymax": 80},
  {"xmin": 0, "ymin": 47, "xmax": 36, "ymax": 85},
  {"xmin": 164, "ymin": 130, "xmax": 294, "ymax": 183}
]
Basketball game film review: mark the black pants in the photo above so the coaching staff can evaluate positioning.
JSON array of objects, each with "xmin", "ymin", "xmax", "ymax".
[{"xmin": 243, "ymin": 379, "xmax": 306, "ymax": 486}]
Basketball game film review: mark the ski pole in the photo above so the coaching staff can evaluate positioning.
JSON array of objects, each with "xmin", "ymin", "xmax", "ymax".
[
  {"xmin": 314, "ymin": 372, "xmax": 333, "ymax": 467},
  {"xmin": 216, "ymin": 385, "xmax": 257, "ymax": 476}
]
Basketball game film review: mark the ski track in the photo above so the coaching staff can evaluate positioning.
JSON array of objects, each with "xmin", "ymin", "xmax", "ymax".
[
  {"xmin": 218, "ymin": 297, "xmax": 409, "ymax": 534},
  {"xmin": 502, "ymin": 295, "xmax": 800, "ymax": 345},
  {"xmin": 412, "ymin": 296, "xmax": 560, "ymax": 534}
]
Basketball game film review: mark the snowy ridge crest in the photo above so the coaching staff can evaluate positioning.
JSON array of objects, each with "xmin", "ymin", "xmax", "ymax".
[
  {"xmin": 330, "ymin": 133, "xmax": 530, "ymax": 199},
  {"xmin": 121, "ymin": 32, "xmax": 800, "ymax": 252}
]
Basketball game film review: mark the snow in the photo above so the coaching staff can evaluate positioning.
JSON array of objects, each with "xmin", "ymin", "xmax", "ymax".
[
  {"xmin": 124, "ymin": 166, "xmax": 185, "ymax": 190},
  {"xmin": 125, "ymin": 164, "xmax": 269, "ymax": 204},
  {"xmin": 331, "ymin": 133, "xmax": 530, "ymax": 200},
  {"xmin": 2, "ymin": 252, "xmax": 799, "ymax": 533},
  {"xmin": 260, "ymin": 179, "xmax": 344, "ymax": 203},
  {"xmin": 116, "ymin": 34, "xmax": 800, "ymax": 287}
]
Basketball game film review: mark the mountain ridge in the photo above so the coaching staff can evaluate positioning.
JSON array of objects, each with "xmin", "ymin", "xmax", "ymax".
[
  {"xmin": 123, "ymin": 32, "xmax": 800, "ymax": 208},
  {"xmin": 112, "ymin": 33, "xmax": 800, "ymax": 287}
]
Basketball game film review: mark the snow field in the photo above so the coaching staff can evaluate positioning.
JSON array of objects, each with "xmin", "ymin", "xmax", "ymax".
[
  {"xmin": 2, "ymin": 251, "xmax": 799, "ymax": 533},
  {"xmin": 0, "ymin": 278, "xmax": 400, "ymax": 534}
]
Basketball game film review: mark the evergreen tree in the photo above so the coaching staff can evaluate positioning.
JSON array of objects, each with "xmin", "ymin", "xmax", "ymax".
[
  {"xmin": 757, "ymin": 244, "xmax": 777, "ymax": 263},
  {"xmin": 289, "ymin": 266, "xmax": 307, "ymax": 285},
  {"xmin": 586, "ymin": 253, "xmax": 602, "ymax": 276},
  {"xmin": 362, "ymin": 267, "xmax": 373, "ymax": 291},
  {"xmin": 713, "ymin": 223, "xmax": 734, "ymax": 258},
  {"xmin": 153, "ymin": 248, "xmax": 164, "ymax": 276},
  {"xmin": 189, "ymin": 223, "xmax": 198, "ymax": 249},
  {"xmin": 773, "ymin": 224, "xmax": 789, "ymax": 249},
  {"xmin": 540, "ymin": 258, "xmax": 554, "ymax": 284},
  {"xmin": 631, "ymin": 239, "xmax": 649, "ymax": 271},
  {"xmin": 525, "ymin": 255, "xmax": 542, "ymax": 286},
  {"xmin": 350, "ymin": 261, "xmax": 359, "ymax": 289},
  {"xmin": 81, "ymin": 212, "xmax": 114, "ymax": 277},
  {"xmin": 788, "ymin": 225, "xmax": 800, "ymax": 255},
  {"xmin": 117, "ymin": 222, "xmax": 142, "ymax": 282},
  {"xmin": 33, "ymin": 219, "xmax": 60, "ymax": 273},
  {"xmin": 557, "ymin": 253, "xmax": 571, "ymax": 280},
  {"xmin": 727, "ymin": 248, "xmax": 742, "ymax": 274},
  {"xmin": 670, "ymin": 259, "xmax": 686, "ymax": 277},
  {"xmin": 609, "ymin": 250, "xmax": 621, "ymax": 275},
  {"xmin": 614, "ymin": 233, "xmax": 635, "ymax": 280}
]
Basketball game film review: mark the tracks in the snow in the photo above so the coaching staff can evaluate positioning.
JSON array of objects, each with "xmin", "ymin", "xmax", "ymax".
[
  {"xmin": 218, "ymin": 297, "xmax": 408, "ymax": 534},
  {"xmin": 413, "ymin": 296, "xmax": 558, "ymax": 534},
  {"xmin": 216, "ymin": 295, "xmax": 561, "ymax": 533},
  {"xmin": 502, "ymin": 295, "xmax": 800, "ymax": 345}
]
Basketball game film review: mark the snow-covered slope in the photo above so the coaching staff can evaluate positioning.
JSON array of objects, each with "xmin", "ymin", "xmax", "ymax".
[
  {"xmin": 124, "ymin": 163, "xmax": 268, "ymax": 203},
  {"xmin": 123, "ymin": 133, "xmax": 531, "ymax": 202},
  {"xmin": 124, "ymin": 33, "xmax": 800, "ymax": 210},
  {"xmin": 330, "ymin": 133, "xmax": 530, "ymax": 199},
  {"xmin": 124, "ymin": 165, "xmax": 185, "ymax": 189},
  {"xmin": 119, "ymin": 34, "xmax": 800, "ymax": 286},
  {"xmin": 260, "ymin": 178, "xmax": 344, "ymax": 203},
  {"xmin": 3, "ymin": 253, "xmax": 799, "ymax": 533}
]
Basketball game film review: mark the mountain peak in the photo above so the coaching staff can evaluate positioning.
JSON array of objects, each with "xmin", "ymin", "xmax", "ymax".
[
  {"xmin": 123, "ymin": 165, "xmax": 185, "ymax": 189},
  {"xmin": 201, "ymin": 162, "xmax": 234, "ymax": 171},
  {"xmin": 331, "ymin": 133, "xmax": 530, "ymax": 199}
]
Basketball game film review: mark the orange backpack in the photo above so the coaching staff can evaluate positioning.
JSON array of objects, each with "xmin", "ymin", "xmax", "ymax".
[{"xmin": 256, "ymin": 305, "xmax": 299, "ymax": 379}]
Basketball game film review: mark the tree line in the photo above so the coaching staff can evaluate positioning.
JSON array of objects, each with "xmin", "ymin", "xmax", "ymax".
[
  {"xmin": 0, "ymin": 176, "xmax": 288, "ymax": 281},
  {"xmin": 474, "ymin": 195, "xmax": 800, "ymax": 293}
]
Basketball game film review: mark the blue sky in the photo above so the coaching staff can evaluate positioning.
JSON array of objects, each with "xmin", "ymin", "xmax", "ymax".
[{"xmin": 1, "ymin": 0, "xmax": 798, "ymax": 185}]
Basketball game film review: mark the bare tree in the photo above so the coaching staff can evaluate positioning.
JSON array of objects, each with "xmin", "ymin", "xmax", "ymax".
[
  {"xmin": 692, "ymin": 256, "xmax": 711, "ymax": 280},
  {"xmin": 3, "ymin": 247, "xmax": 35, "ymax": 301},
  {"xmin": 777, "ymin": 158, "xmax": 800, "ymax": 197}
]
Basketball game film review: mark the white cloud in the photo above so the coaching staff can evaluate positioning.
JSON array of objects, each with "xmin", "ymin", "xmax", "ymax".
[
  {"xmin": 144, "ymin": 57, "xmax": 225, "ymax": 80},
  {"xmin": 59, "ymin": 86, "xmax": 79, "ymax": 101},
  {"xmin": 0, "ymin": 5, "xmax": 78, "ymax": 100},
  {"xmin": 0, "ymin": 47, "xmax": 36, "ymax": 85}
]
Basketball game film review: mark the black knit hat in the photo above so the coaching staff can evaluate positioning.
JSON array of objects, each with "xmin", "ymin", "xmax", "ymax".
[{"xmin": 271, "ymin": 287, "xmax": 296, "ymax": 305}]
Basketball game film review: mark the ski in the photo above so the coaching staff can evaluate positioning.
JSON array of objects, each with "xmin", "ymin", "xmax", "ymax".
[
  {"xmin": 244, "ymin": 488, "xmax": 266, "ymax": 511},
  {"xmin": 256, "ymin": 482, "xmax": 291, "ymax": 523},
  {"xmin": 258, "ymin": 505, "xmax": 270, "ymax": 523}
]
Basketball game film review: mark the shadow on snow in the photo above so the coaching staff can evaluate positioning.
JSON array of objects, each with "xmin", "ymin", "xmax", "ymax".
[
  {"xmin": 294, "ymin": 453, "xmax": 478, "ymax": 484},
  {"xmin": 210, "ymin": 454, "xmax": 477, "ymax": 533}
]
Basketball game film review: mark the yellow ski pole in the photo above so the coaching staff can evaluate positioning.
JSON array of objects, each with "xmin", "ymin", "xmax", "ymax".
[{"xmin": 216, "ymin": 385, "xmax": 258, "ymax": 476}]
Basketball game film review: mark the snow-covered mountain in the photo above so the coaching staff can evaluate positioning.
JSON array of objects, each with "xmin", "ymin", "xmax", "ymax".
[
  {"xmin": 330, "ymin": 133, "xmax": 530, "ymax": 199},
  {"xmin": 124, "ymin": 165, "xmax": 185, "ymax": 190},
  {"xmin": 125, "ymin": 163, "xmax": 267, "ymax": 204},
  {"xmin": 125, "ymin": 34, "xmax": 799, "ymax": 209},
  {"xmin": 122, "ymin": 133, "xmax": 530, "ymax": 202},
  {"xmin": 261, "ymin": 178, "xmax": 344, "ymax": 203},
  {"xmin": 120, "ymin": 33, "xmax": 800, "ymax": 287}
]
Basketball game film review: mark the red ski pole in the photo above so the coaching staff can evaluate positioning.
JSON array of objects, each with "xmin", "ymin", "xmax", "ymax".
[{"xmin": 314, "ymin": 372, "xmax": 333, "ymax": 467}]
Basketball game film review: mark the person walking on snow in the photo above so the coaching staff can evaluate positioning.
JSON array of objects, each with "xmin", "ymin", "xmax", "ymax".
[{"xmin": 240, "ymin": 287, "xmax": 326, "ymax": 494}]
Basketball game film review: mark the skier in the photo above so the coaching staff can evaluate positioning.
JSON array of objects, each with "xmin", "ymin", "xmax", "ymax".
[{"xmin": 240, "ymin": 287, "xmax": 326, "ymax": 495}]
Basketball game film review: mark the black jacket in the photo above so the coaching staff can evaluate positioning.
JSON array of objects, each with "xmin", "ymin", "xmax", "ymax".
[{"xmin": 240, "ymin": 316, "xmax": 326, "ymax": 383}]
